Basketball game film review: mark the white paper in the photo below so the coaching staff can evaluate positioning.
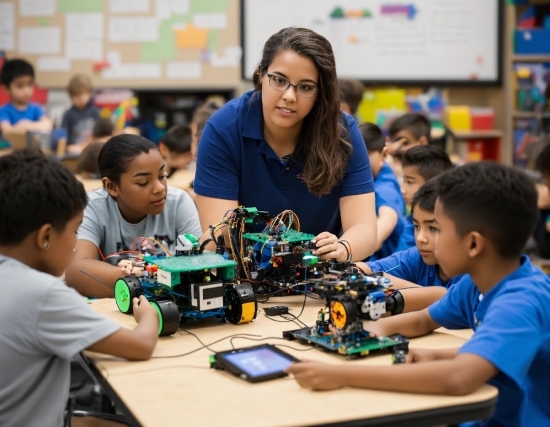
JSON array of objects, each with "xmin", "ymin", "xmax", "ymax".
[
  {"xmin": 210, "ymin": 46, "xmax": 242, "ymax": 68},
  {"xmin": 102, "ymin": 52, "xmax": 161, "ymax": 80},
  {"xmin": 110, "ymin": 0, "xmax": 149, "ymax": 14},
  {"xmin": 37, "ymin": 57, "xmax": 71, "ymax": 72},
  {"xmin": 193, "ymin": 13, "xmax": 227, "ymax": 29},
  {"xmin": 166, "ymin": 61, "xmax": 202, "ymax": 79},
  {"xmin": 156, "ymin": 0, "xmax": 189, "ymax": 19},
  {"xmin": 108, "ymin": 17, "xmax": 159, "ymax": 42},
  {"xmin": 0, "ymin": 2, "xmax": 14, "ymax": 50},
  {"xmin": 19, "ymin": 27, "xmax": 61, "ymax": 54},
  {"xmin": 19, "ymin": 0, "xmax": 55, "ymax": 17},
  {"xmin": 65, "ymin": 13, "xmax": 103, "ymax": 60}
]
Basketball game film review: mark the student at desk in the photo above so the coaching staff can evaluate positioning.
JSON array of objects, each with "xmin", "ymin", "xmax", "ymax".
[
  {"xmin": 0, "ymin": 58, "xmax": 52, "ymax": 135},
  {"xmin": 65, "ymin": 134, "xmax": 202, "ymax": 298},
  {"xmin": 287, "ymin": 162, "xmax": 550, "ymax": 427},
  {"xmin": 0, "ymin": 149, "xmax": 158, "ymax": 427},
  {"xmin": 195, "ymin": 27, "xmax": 377, "ymax": 262}
]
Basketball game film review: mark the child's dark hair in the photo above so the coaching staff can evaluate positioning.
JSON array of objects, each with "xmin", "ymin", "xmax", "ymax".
[
  {"xmin": 163, "ymin": 125, "xmax": 192, "ymax": 154},
  {"xmin": 98, "ymin": 134, "xmax": 158, "ymax": 185},
  {"xmin": 0, "ymin": 149, "xmax": 86, "ymax": 245},
  {"xmin": 411, "ymin": 178, "xmax": 437, "ymax": 214},
  {"xmin": 389, "ymin": 113, "xmax": 430, "ymax": 141},
  {"xmin": 535, "ymin": 140, "xmax": 550, "ymax": 176},
  {"xmin": 92, "ymin": 118, "xmax": 114, "ymax": 139},
  {"xmin": 402, "ymin": 145, "xmax": 453, "ymax": 181},
  {"xmin": 436, "ymin": 162, "xmax": 538, "ymax": 258},
  {"xmin": 337, "ymin": 79, "xmax": 365, "ymax": 116},
  {"xmin": 359, "ymin": 123, "xmax": 385, "ymax": 153},
  {"xmin": 76, "ymin": 142, "xmax": 103, "ymax": 177},
  {"xmin": 0, "ymin": 58, "xmax": 35, "ymax": 87}
]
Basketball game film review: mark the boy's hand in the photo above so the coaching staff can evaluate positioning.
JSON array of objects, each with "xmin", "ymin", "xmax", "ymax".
[
  {"xmin": 133, "ymin": 296, "xmax": 157, "ymax": 324},
  {"xmin": 119, "ymin": 259, "xmax": 143, "ymax": 276},
  {"xmin": 405, "ymin": 348, "xmax": 441, "ymax": 363},
  {"xmin": 285, "ymin": 361, "xmax": 344, "ymax": 391}
]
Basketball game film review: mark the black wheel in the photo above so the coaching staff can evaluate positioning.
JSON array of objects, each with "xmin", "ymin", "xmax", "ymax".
[
  {"xmin": 224, "ymin": 283, "xmax": 257, "ymax": 324},
  {"xmin": 114, "ymin": 276, "xmax": 143, "ymax": 314},
  {"xmin": 150, "ymin": 300, "xmax": 180, "ymax": 336}
]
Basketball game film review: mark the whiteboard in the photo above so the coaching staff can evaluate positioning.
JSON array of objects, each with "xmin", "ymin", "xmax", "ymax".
[{"xmin": 242, "ymin": 0, "xmax": 502, "ymax": 84}]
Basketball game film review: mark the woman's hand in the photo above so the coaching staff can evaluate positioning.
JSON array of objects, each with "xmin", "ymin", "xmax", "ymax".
[{"xmin": 312, "ymin": 232, "xmax": 348, "ymax": 262}]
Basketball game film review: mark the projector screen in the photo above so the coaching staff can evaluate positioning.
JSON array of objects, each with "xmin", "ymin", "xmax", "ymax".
[{"xmin": 242, "ymin": 0, "xmax": 502, "ymax": 85}]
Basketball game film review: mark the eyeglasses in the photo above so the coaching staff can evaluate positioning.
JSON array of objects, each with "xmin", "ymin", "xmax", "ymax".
[{"xmin": 265, "ymin": 73, "xmax": 318, "ymax": 98}]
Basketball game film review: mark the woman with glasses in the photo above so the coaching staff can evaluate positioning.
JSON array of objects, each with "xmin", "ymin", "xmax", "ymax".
[{"xmin": 194, "ymin": 27, "xmax": 376, "ymax": 262}]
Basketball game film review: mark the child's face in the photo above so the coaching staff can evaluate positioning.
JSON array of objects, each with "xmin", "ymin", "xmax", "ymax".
[
  {"xmin": 367, "ymin": 148, "xmax": 386, "ymax": 178},
  {"xmin": 433, "ymin": 198, "xmax": 470, "ymax": 277},
  {"xmin": 165, "ymin": 150, "xmax": 193, "ymax": 170},
  {"xmin": 412, "ymin": 206, "xmax": 437, "ymax": 265},
  {"xmin": 386, "ymin": 129, "xmax": 424, "ymax": 156},
  {"xmin": 401, "ymin": 165, "xmax": 426, "ymax": 205},
  {"xmin": 71, "ymin": 90, "xmax": 92, "ymax": 110},
  {"xmin": 109, "ymin": 149, "xmax": 168, "ymax": 222},
  {"xmin": 43, "ymin": 211, "xmax": 83, "ymax": 277},
  {"xmin": 190, "ymin": 122, "xmax": 199, "ymax": 161},
  {"xmin": 5, "ymin": 75, "xmax": 34, "ymax": 107}
]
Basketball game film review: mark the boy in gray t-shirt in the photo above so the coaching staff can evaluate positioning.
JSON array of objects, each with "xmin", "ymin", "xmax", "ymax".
[
  {"xmin": 0, "ymin": 150, "xmax": 158, "ymax": 427},
  {"xmin": 66, "ymin": 134, "xmax": 203, "ymax": 298}
]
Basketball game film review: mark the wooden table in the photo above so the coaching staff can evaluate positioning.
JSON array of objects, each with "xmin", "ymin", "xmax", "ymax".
[{"xmin": 85, "ymin": 296, "xmax": 496, "ymax": 427}]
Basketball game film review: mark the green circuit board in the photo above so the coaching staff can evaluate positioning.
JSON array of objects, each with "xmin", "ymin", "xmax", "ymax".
[
  {"xmin": 242, "ymin": 230, "xmax": 315, "ymax": 244},
  {"xmin": 143, "ymin": 253, "xmax": 236, "ymax": 278}
]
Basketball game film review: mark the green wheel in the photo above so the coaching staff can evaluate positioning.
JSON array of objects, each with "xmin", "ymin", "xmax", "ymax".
[
  {"xmin": 114, "ymin": 276, "xmax": 142, "ymax": 314},
  {"xmin": 150, "ymin": 300, "xmax": 180, "ymax": 336}
]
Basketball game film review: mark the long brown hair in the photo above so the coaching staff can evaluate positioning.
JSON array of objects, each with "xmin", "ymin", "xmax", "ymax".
[{"xmin": 253, "ymin": 27, "xmax": 352, "ymax": 197}]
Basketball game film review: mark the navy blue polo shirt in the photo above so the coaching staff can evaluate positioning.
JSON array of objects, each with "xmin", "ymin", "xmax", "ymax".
[
  {"xmin": 429, "ymin": 256, "xmax": 550, "ymax": 427},
  {"xmin": 194, "ymin": 90, "xmax": 374, "ymax": 236}
]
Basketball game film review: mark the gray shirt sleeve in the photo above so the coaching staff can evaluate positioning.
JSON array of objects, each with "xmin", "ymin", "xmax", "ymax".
[
  {"xmin": 78, "ymin": 197, "xmax": 104, "ymax": 249},
  {"xmin": 176, "ymin": 189, "xmax": 203, "ymax": 238},
  {"xmin": 36, "ymin": 281, "xmax": 121, "ymax": 359}
]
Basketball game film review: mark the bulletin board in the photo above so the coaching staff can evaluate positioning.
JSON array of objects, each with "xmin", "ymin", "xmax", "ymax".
[
  {"xmin": 242, "ymin": 0, "xmax": 504, "ymax": 85},
  {"xmin": 0, "ymin": 0, "xmax": 243, "ymax": 89}
]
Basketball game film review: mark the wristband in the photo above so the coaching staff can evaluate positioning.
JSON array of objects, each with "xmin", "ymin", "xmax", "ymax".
[
  {"xmin": 337, "ymin": 240, "xmax": 350, "ymax": 262},
  {"xmin": 386, "ymin": 289, "xmax": 405, "ymax": 316}
]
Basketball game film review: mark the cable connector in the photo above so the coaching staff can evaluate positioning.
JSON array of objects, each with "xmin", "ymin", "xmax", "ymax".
[{"xmin": 264, "ymin": 306, "xmax": 289, "ymax": 316}]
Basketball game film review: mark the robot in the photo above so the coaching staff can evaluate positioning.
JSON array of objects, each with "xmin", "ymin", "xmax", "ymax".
[
  {"xmin": 113, "ymin": 234, "xmax": 257, "ymax": 336},
  {"xmin": 284, "ymin": 262, "xmax": 409, "ymax": 358}
]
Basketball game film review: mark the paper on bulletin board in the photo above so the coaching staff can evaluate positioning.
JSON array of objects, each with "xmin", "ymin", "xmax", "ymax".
[
  {"xmin": 141, "ymin": 19, "xmax": 176, "ymax": 61},
  {"xmin": 19, "ymin": 27, "xmax": 61, "ymax": 54},
  {"xmin": 102, "ymin": 51, "xmax": 162, "ymax": 79},
  {"xmin": 166, "ymin": 61, "xmax": 202, "ymax": 79},
  {"xmin": 175, "ymin": 24, "xmax": 209, "ymax": 49},
  {"xmin": 193, "ymin": 13, "xmax": 227, "ymax": 29},
  {"xmin": 210, "ymin": 46, "xmax": 242, "ymax": 68},
  {"xmin": 110, "ymin": 0, "xmax": 149, "ymax": 14},
  {"xmin": 37, "ymin": 57, "xmax": 71, "ymax": 72},
  {"xmin": 108, "ymin": 17, "xmax": 159, "ymax": 42},
  {"xmin": 155, "ymin": 0, "xmax": 189, "ymax": 19},
  {"xmin": 66, "ymin": 13, "xmax": 103, "ymax": 60},
  {"xmin": 20, "ymin": 0, "xmax": 56, "ymax": 17},
  {"xmin": 0, "ymin": 2, "xmax": 15, "ymax": 50},
  {"xmin": 58, "ymin": 0, "xmax": 103, "ymax": 13}
]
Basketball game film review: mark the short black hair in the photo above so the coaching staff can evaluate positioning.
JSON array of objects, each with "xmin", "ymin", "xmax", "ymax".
[
  {"xmin": 535, "ymin": 140, "xmax": 550, "ymax": 176},
  {"xmin": 411, "ymin": 178, "xmax": 438, "ymax": 214},
  {"xmin": 163, "ymin": 125, "xmax": 192, "ymax": 154},
  {"xmin": 402, "ymin": 145, "xmax": 453, "ymax": 181},
  {"xmin": 92, "ymin": 118, "xmax": 114, "ymax": 139},
  {"xmin": 98, "ymin": 134, "xmax": 158, "ymax": 185},
  {"xmin": 0, "ymin": 149, "xmax": 87, "ymax": 245},
  {"xmin": 389, "ymin": 113, "xmax": 431, "ymax": 141},
  {"xmin": 76, "ymin": 141, "xmax": 103, "ymax": 176},
  {"xmin": 337, "ymin": 79, "xmax": 365, "ymax": 116},
  {"xmin": 0, "ymin": 58, "xmax": 35, "ymax": 87},
  {"xmin": 436, "ymin": 162, "xmax": 538, "ymax": 258},
  {"xmin": 359, "ymin": 122, "xmax": 385, "ymax": 153}
]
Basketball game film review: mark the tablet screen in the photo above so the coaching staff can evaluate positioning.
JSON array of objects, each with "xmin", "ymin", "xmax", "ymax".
[{"xmin": 222, "ymin": 347, "xmax": 294, "ymax": 378}]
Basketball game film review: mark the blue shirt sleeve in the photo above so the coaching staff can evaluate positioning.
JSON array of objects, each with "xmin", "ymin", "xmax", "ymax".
[
  {"xmin": 0, "ymin": 106, "xmax": 10, "ymax": 124},
  {"xmin": 428, "ymin": 276, "xmax": 477, "ymax": 329},
  {"xmin": 341, "ymin": 114, "xmax": 374, "ymax": 196},
  {"xmin": 367, "ymin": 247, "xmax": 418, "ymax": 282},
  {"xmin": 30, "ymin": 104, "xmax": 45, "ymax": 121}
]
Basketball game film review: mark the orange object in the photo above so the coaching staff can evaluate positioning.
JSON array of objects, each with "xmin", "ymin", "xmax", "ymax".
[{"xmin": 175, "ymin": 24, "xmax": 209, "ymax": 49}]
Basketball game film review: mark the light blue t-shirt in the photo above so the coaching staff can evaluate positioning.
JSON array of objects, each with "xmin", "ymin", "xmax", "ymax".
[
  {"xmin": 367, "ymin": 246, "xmax": 463, "ymax": 288},
  {"xmin": 395, "ymin": 213, "xmax": 415, "ymax": 252},
  {"xmin": 0, "ymin": 102, "xmax": 44, "ymax": 126},
  {"xmin": 370, "ymin": 163, "xmax": 405, "ymax": 261},
  {"xmin": 429, "ymin": 256, "xmax": 550, "ymax": 427}
]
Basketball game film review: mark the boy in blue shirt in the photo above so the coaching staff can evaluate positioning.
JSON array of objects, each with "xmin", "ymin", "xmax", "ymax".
[
  {"xmin": 0, "ymin": 59, "xmax": 52, "ymax": 135},
  {"xmin": 287, "ymin": 162, "xmax": 550, "ymax": 427},
  {"xmin": 396, "ymin": 144, "xmax": 453, "ymax": 251},
  {"xmin": 359, "ymin": 123, "xmax": 404, "ymax": 261}
]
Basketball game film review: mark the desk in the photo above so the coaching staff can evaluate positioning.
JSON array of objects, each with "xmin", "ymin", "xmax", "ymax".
[{"xmin": 86, "ymin": 297, "xmax": 496, "ymax": 427}]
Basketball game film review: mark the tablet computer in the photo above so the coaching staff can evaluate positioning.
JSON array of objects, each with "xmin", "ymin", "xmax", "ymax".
[{"xmin": 211, "ymin": 344, "xmax": 300, "ymax": 383}]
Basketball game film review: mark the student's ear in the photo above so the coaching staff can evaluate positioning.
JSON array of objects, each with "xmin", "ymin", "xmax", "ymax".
[
  {"xmin": 466, "ymin": 231, "xmax": 485, "ymax": 258},
  {"xmin": 35, "ymin": 224, "xmax": 53, "ymax": 251},
  {"xmin": 417, "ymin": 136, "xmax": 429, "ymax": 146},
  {"xmin": 103, "ymin": 177, "xmax": 119, "ymax": 198},
  {"xmin": 381, "ymin": 146, "xmax": 389, "ymax": 161}
]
